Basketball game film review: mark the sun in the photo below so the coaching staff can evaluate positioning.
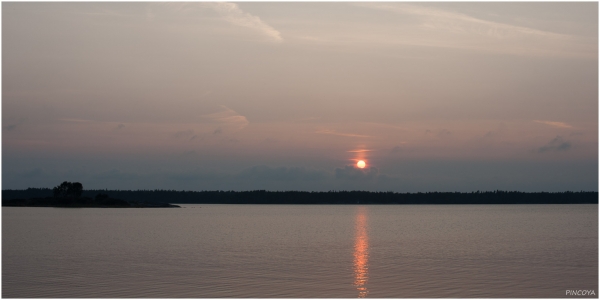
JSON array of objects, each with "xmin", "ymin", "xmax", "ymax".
[{"xmin": 357, "ymin": 160, "xmax": 366, "ymax": 168}]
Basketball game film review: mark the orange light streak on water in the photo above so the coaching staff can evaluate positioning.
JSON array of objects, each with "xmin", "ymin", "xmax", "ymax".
[{"xmin": 353, "ymin": 207, "xmax": 369, "ymax": 298}]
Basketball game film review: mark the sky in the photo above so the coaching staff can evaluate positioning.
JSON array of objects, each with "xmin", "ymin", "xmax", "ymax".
[{"xmin": 2, "ymin": 2, "xmax": 598, "ymax": 192}]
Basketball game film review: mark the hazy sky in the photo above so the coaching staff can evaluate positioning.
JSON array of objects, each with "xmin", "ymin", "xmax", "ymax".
[{"xmin": 3, "ymin": 2, "xmax": 598, "ymax": 192}]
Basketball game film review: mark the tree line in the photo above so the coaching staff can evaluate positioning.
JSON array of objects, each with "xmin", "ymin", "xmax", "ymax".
[{"xmin": 3, "ymin": 188, "xmax": 597, "ymax": 205}]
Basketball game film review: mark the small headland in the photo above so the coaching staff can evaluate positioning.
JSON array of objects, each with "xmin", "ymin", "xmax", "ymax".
[
  {"xmin": 2, "ymin": 181, "xmax": 179, "ymax": 208},
  {"xmin": 2, "ymin": 197, "xmax": 180, "ymax": 208}
]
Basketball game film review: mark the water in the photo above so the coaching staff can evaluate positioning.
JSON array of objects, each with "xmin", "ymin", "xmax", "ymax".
[{"xmin": 3, "ymin": 204, "xmax": 597, "ymax": 298}]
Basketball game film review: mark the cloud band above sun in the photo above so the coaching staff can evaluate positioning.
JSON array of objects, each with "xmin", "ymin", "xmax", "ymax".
[{"xmin": 533, "ymin": 120, "xmax": 574, "ymax": 129}]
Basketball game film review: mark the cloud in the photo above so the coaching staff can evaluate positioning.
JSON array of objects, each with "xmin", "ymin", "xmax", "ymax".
[
  {"xmin": 359, "ymin": 3, "xmax": 561, "ymax": 39},
  {"xmin": 353, "ymin": 3, "xmax": 591, "ymax": 57},
  {"xmin": 167, "ymin": 170, "xmax": 229, "ymax": 181},
  {"xmin": 166, "ymin": 166, "xmax": 327, "ymax": 184},
  {"xmin": 335, "ymin": 165, "xmax": 379, "ymax": 180},
  {"xmin": 426, "ymin": 129, "xmax": 451, "ymax": 138},
  {"xmin": 4, "ymin": 117, "xmax": 26, "ymax": 131},
  {"xmin": 347, "ymin": 149, "xmax": 373, "ymax": 153},
  {"xmin": 59, "ymin": 118, "xmax": 95, "ymax": 123},
  {"xmin": 483, "ymin": 131, "xmax": 496, "ymax": 138},
  {"xmin": 92, "ymin": 169, "xmax": 140, "ymax": 181},
  {"xmin": 237, "ymin": 165, "xmax": 327, "ymax": 181},
  {"xmin": 205, "ymin": 3, "xmax": 282, "ymax": 42},
  {"xmin": 150, "ymin": 3, "xmax": 282, "ymax": 42},
  {"xmin": 391, "ymin": 146, "xmax": 402, "ymax": 153},
  {"xmin": 173, "ymin": 129, "xmax": 195, "ymax": 139},
  {"xmin": 316, "ymin": 129, "xmax": 372, "ymax": 138},
  {"xmin": 538, "ymin": 136, "xmax": 572, "ymax": 153},
  {"xmin": 358, "ymin": 3, "xmax": 560, "ymax": 41},
  {"xmin": 203, "ymin": 105, "xmax": 249, "ymax": 131},
  {"xmin": 534, "ymin": 120, "xmax": 573, "ymax": 129},
  {"xmin": 437, "ymin": 129, "xmax": 451, "ymax": 138},
  {"xmin": 569, "ymin": 131, "xmax": 585, "ymax": 137},
  {"xmin": 477, "ymin": 123, "xmax": 506, "ymax": 140}
]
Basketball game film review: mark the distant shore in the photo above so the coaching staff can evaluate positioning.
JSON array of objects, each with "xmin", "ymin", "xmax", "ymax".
[
  {"xmin": 3, "ymin": 189, "xmax": 597, "ymax": 205},
  {"xmin": 2, "ymin": 196, "xmax": 180, "ymax": 208}
]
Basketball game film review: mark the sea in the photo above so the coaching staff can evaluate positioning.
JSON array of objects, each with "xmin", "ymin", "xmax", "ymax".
[{"xmin": 2, "ymin": 204, "xmax": 597, "ymax": 298}]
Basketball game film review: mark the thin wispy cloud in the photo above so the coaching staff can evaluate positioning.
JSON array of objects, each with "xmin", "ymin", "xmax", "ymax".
[
  {"xmin": 391, "ymin": 146, "xmax": 403, "ymax": 153},
  {"xmin": 173, "ymin": 129, "xmax": 195, "ymax": 139},
  {"xmin": 534, "ymin": 120, "xmax": 574, "ymax": 129},
  {"xmin": 347, "ymin": 149, "xmax": 373, "ymax": 153},
  {"xmin": 316, "ymin": 129, "xmax": 372, "ymax": 138},
  {"xmin": 59, "ymin": 118, "xmax": 96, "ymax": 123},
  {"xmin": 203, "ymin": 106, "xmax": 249, "ymax": 131},
  {"xmin": 351, "ymin": 3, "xmax": 592, "ymax": 57},
  {"xmin": 205, "ymin": 3, "xmax": 282, "ymax": 43},
  {"xmin": 358, "ymin": 3, "xmax": 562, "ymax": 39}
]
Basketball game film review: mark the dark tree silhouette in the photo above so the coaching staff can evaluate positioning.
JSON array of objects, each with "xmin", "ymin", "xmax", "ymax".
[
  {"xmin": 52, "ymin": 181, "xmax": 83, "ymax": 198},
  {"xmin": 71, "ymin": 182, "xmax": 83, "ymax": 198},
  {"xmin": 53, "ymin": 182, "xmax": 68, "ymax": 198}
]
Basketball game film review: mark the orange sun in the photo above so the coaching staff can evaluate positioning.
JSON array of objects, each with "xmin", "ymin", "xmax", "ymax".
[{"xmin": 357, "ymin": 160, "xmax": 366, "ymax": 168}]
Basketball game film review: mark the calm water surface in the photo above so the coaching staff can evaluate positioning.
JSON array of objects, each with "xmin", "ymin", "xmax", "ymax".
[{"xmin": 3, "ymin": 204, "xmax": 597, "ymax": 298}]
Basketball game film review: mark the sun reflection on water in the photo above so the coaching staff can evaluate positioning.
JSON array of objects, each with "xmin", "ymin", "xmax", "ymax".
[{"xmin": 353, "ymin": 206, "xmax": 369, "ymax": 298}]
